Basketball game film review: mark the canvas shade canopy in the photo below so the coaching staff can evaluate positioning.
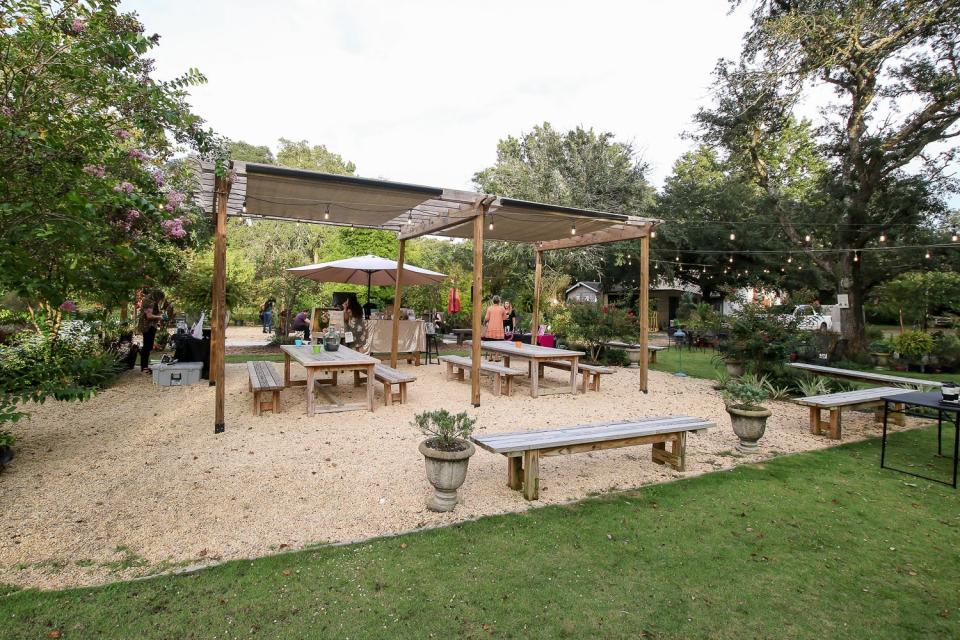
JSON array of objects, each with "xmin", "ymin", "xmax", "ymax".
[
  {"xmin": 197, "ymin": 159, "xmax": 659, "ymax": 433},
  {"xmin": 287, "ymin": 255, "xmax": 446, "ymax": 304}
]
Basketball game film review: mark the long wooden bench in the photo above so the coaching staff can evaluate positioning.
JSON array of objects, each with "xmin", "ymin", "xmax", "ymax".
[
  {"xmin": 247, "ymin": 361, "xmax": 283, "ymax": 416},
  {"xmin": 539, "ymin": 360, "xmax": 615, "ymax": 392},
  {"xmin": 472, "ymin": 416, "xmax": 715, "ymax": 500},
  {"xmin": 440, "ymin": 355, "xmax": 525, "ymax": 396},
  {"xmin": 606, "ymin": 341, "xmax": 668, "ymax": 363},
  {"xmin": 786, "ymin": 362, "xmax": 942, "ymax": 388},
  {"xmin": 354, "ymin": 364, "xmax": 416, "ymax": 406},
  {"xmin": 794, "ymin": 387, "xmax": 911, "ymax": 439}
]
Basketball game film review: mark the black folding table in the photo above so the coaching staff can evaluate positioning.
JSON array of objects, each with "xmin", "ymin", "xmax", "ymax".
[{"xmin": 881, "ymin": 391, "xmax": 960, "ymax": 488}]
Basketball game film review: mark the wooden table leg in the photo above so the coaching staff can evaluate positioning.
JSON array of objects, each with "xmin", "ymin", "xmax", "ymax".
[
  {"xmin": 809, "ymin": 407, "xmax": 821, "ymax": 435},
  {"xmin": 507, "ymin": 456, "xmax": 523, "ymax": 490},
  {"xmin": 354, "ymin": 370, "xmax": 362, "ymax": 387},
  {"xmin": 284, "ymin": 353, "xmax": 291, "ymax": 386},
  {"xmin": 829, "ymin": 408, "xmax": 841, "ymax": 440},
  {"xmin": 522, "ymin": 450, "xmax": 540, "ymax": 500},
  {"xmin": 569, "ymin": 356, "xmax": 579, "ymax": 394},
  {"xmin": 366, "ymin": 364, "xmax": 376, "ymax": 412},
  {"xmin": 530, "ymin": 359, "xmax": 540, "ymax": 398},
  {"xmin": 503, "ymin": 355, "xmax": 510, "ymax": 368},
  {"xmin": 305, "ymin": 368, "xmax": 316, "ymax": 416},
  {"xmin": 650, "ymin": 350, "xmax": 657, "ymax": 364}
]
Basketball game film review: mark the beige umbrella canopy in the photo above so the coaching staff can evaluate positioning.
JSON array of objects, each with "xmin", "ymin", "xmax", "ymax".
[{"xmin": 287, "ymin": 254, "xmax": 446, "ymax": 302}]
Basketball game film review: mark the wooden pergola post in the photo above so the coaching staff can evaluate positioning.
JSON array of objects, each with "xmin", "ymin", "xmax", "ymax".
[
  {"xmin": 471, "ymin": 211, "xmax": 485, "ymax": 406},
  {"xmin": 389, "ymin": 239, "xmax": 406, "ymax": 368},
  {"xmin": 212, "ymin": 168, "xmax": 231, "ymax": 433},
  {"xmin": 530, "ymin": 249, "xmax": 543, "ymax": 346},
  {"xmin": 639, "ymin": 231, "xmax": 650, "ymax": 393}
]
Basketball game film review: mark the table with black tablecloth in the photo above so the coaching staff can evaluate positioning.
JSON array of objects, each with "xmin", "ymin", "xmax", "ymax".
[{"xmin": 881, "ymin": 391, "xmax": 959, "ymax": 488}]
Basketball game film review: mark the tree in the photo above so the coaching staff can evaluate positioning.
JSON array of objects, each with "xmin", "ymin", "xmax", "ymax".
[
  {"xmin": 473, "ymin": 123, "xmax": 655, "ymax": 308},
  {"xmin": 228, "ymin": 140, "xmax": 274, "ymax": 165},
  {"xmin": 0, "ymin": 0, "xmax": 222, "ymax": 334},
  {"xmin": 276, "ymin": 139, "xmax": 356, "ymax": 175},
  {"xmin": 697, "ymin": 0, "xmax": 960, "ymax": 348},
  {"xmin": 874, "ymin": 271, "xmax": 960, "ymax": 331}
]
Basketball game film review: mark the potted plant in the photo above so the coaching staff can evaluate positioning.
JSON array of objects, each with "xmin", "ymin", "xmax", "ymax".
[
  {"xmin": 414, "ymin": 410, "xmax": 476, "ymax": 512},
  {"xmin": 893, "ymin": 331, "xmax": 933, "ymax": 372},
  {"xmin": 722, "ymin": 378, "xmax": 771, "ymax": 453},
  {"xmin": 0, "ymin": 430, "xmax": 15, "ymax": 469},
  {"xmin": 868, "ymin": 338, "xmax": 894, "ymax": 368}
]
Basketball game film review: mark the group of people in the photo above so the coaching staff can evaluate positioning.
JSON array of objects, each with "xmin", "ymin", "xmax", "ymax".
[{"xmin": 483, "ymin": 295, "xmax": 518, "ymax": 340}]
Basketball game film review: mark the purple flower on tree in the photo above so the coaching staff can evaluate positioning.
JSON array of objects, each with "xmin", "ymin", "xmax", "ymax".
[
  {"xmin": 128, "ymin": 149, "xmax": 148, "ymax": 161},
  {"xmin": 83, "ymin": 164, "xmax": 106, "ymax": 178},
  {"xmin": 70, "ymin": 18, "xmax": 86, "ymax": 34},
  {"xmin": 151, "ymin": 170, "xmax": 165, "ymax": 187},
  {"xmin": 162, "ymin": 218, "xmax": 187, "ymax": 239},
  {"xmin": 59, "ymin": 300, "xmax": 78, "ymax": 312},
  {"xmin": 113, "ymin": 181, "xmax": 135, "ymax": 194},
  {"xmin": 116, "ymin": 129, "xmax": 131, "ymax": 140}
]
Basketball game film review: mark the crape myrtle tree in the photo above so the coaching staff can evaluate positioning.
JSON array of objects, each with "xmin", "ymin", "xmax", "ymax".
[
  {"xmin": 0, "ymin": 0, "xmax": 224, "ymax": 335},
  {"xmin": 473, "ymin": 123, "xmax": 656, "ymax": 313},
  {"xmin": 697, "ymin": 0, "xmax": 960, "ymax": 349}
]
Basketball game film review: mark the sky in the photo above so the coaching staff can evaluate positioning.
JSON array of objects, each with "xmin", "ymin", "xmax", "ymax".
[{"xmin": 125, "ymin": 0, "xmax": 753, "ymax": 192}]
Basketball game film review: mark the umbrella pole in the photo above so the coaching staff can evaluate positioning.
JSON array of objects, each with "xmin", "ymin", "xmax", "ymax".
[{"xmin": 367, "ymin": 273, "xmax": 372, "ymax": 305}]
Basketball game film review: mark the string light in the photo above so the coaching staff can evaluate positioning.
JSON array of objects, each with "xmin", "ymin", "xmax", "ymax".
[
  {"xmin": 650, "ymin": 230, "xmax": 656, "ymax": 238},
  {"xmin": 804, "ymin": 233, "xmax": 811, "ymax": 242},
  {"xmin": 787, "ymin": 256, "xmax": 793, "ymax": 263},
  {"xmin": 879, "ymin": 233, "xmax": 886, "ymax": 242},
  {"xmin": 728, "ymin": 256, "xmax": 734, "ymax": 263},
  {"xmin": 675, "ymin": 255, "xmax": 680, "ymax": 262},
  {"xmin": 853, "ymin": 252, "xmax": 859, "ymax": 262},
  {"xmin": 487, "ymin": 214, "xmax": 494, "ymax": 231},
  {"xmin": 729, "ymin": 232, "xmax": 736, "ymax": 241},
  {"xmin": 953, "ymin": 230, "xmax": 958, "ymax": 242},
  {"xmin": 242, "ymin": 200, "xmax": 247, "ymax": 214},
  {"xmin": 570, "ymin": 221, "xmax": 576, "ymax": 235},
  {"xmin": 926, "ymin": 249, "xmax": 932, "ymax": 259},
  {"xmin": 324, "ymin": 204, "xmax": 330, "ymax": 220}
]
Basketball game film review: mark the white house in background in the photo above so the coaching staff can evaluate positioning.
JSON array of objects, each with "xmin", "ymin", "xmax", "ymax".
[{"xmin": 565, "ymin": 281, "xmax": 603, "ymax": 303}]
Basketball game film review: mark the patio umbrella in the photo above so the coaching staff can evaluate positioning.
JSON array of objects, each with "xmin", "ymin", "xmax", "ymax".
[{"xmin": 287, "ymin": 254, "xmax": 446, "ymax": 303}]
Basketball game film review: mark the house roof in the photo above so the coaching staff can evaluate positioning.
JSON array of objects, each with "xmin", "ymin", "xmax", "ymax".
[{"xmin": 565, "ymin": 281, "xmax": 602, "ymax": 295}]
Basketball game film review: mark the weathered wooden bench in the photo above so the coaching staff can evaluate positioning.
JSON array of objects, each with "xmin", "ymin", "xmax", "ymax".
[
  {"xmin": 606, "ymin": 341, "xmax": 668, "ymax": 363},
  {"xmin": 440, "ymin": 355, "xmax": 525, "ymax": 396},
  {"xmin": 247, "ymin": 361, "xmax": 283, "ymax": 416},
  {"xmin": 794, "ymin": 387, "xmax": 911, "ymax": 439},
  {"xmin": 472, "ymin": 416, "xmax": 715, "ymax": 500},
  {"xmin": 354, "ymin": 364, "xmax": 416, "ymax": 406},
  {"xmin": 539, "ymin": 361, "xmax": 615, "ymax": 392},
  {"xmin": 786, "ymin": 362, "xmax": 942, "ymax": 388}
]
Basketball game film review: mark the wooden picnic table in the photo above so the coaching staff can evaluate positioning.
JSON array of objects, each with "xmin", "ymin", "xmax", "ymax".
[
  {"xmin": 465, "ymin": 340, "xmax": 585, "ymax": 398},
  {"xmin": 280, "ymin": 344, "xmax": 379, "ymax": 415}
]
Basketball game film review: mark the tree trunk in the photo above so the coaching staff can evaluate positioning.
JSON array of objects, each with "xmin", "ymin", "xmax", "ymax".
[{"xmin": 843, "ymin": 255, "xmax": 867, "ymax": 352}]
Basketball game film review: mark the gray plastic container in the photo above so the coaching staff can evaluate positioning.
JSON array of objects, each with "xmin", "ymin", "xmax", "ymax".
[{"xmin": 152, "ymin": 362, "xmax": 203, "ymax": 386}]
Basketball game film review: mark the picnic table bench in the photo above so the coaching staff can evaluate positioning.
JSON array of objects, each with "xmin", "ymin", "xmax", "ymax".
[
  {"xmin": 605, "ymin": 341, "xmax": 668, "ymax": 363},
  {"xmin": 786, "ymin": 362, "xmax": 942, "ymax": 388},
  {"xmin": 472, "ymin": 416, "xmax": 715, "ymax": 500},
  {"xmin": 538, "ymin": 361, "xmax": 615, "ymax": 392},
  {"xmin": 247, "ymin": 361, "xmax": 283, "ymax": 416},
  {"xmin": 440, "ymin": 355, "xmax": 525, "ymax": 396},
  {"xmin": 355, "ymin": 364, "xmax": 416, "ymax": 406},
  {"xmin": 795, "ymin": 387, "xmax": 910, "ymax": 439}
]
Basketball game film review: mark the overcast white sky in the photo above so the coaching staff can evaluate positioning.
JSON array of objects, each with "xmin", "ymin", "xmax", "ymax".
[{"xmin": 124, "ymin": 1, "xmax": 752, "ymax": 191}]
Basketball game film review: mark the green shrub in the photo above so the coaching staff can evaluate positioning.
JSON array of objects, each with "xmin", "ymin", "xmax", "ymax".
[
  {"xmin": 567, "ymin": 303, "xmax": 638, "ymax": 362},
  {"xmin": 722, "ymin": 378, "xmax": 769, "ymax": 411},
  {"xmin": 868, "ymin": 338, "xmax": 894, "ymax": 353},
  {"xmin": 865, "ymin": 325, "xmax": 885, "ymax": 343},
  {"xmin": 600, "ymin": 348, "xmax": 629, "ymax": 367},
  {"xmin": 893, "ymin": 331, "xmax": 933, "ymax": 361},
  {"xmin": 720, "ymin": 304, "xmax": 801, "ymax": 375},
  {"xmin": 413, "ymin": 409, "xmax": 476, "ymax": 450},
  {"xmin": 0, "ymin": 430, "xmax": 14, "ymax": 448}
]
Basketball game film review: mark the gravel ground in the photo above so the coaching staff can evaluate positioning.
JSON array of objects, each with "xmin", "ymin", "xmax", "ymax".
[{"xmin": 0, "ymin": 358, "xmax": 901, "ymax": 589}]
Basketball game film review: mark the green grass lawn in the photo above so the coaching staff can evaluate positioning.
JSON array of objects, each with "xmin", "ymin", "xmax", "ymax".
[
  {"xmin": 650, "ymin": 347, "xmax": 722, "ymax": 380},
  {"xmin": 3, "ymin": 428, "xmax": 958, "ymax": 639}
]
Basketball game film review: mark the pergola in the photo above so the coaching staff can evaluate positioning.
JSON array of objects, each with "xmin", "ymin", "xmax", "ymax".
[{"xmin": 199, "ymin": 160, "xmax": 660, "ymax": 433}]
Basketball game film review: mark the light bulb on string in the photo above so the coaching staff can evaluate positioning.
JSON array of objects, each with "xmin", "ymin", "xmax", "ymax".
[
  {"xmin": 926, "ymin": 249, "xmax": 932, "ymax": 259},
  {"xmin": 853, "ymin": 252, "xmax": 859, "ymax": 263},
  {"xmin": 650, "ymin": 230, "xmax": 656, "ymax": 238},
  {"xmin": 729, "ymin": 232, "xmax": 736, "ymax": 241},
  {"xmin": 675, "ymin": 255, "xmax": 680, "ymax": 262},
  {"xmin": 804, "ymin": 233, "xmax": 811, "ymax": 242},
  {"xmin": 406, "ymin": 210, "xmax": 413, "ymax": 225},
  {"xmin": 728, "ymin": 255, "xmax": 733, "ymax": 263},
  {"xmin": 242, "ymin": 201, "xmax": 247, "ymax": 214},
  {"xmin": 488, "ymin": 214, "xmax": 494, "ymax": 231},
  {"xmin": 324, "ymin": 204, "xmax": 330, "ymax": 220},
  {"xmin": 879, "ymin": 232, "xmax": 886, "ymax": 242},
  {"xmin": 570, "ymin": 221, "xmax": 576, "ymax": 235},
  {"xmin": 953, "ymin": 230, "xmax": 958, "ymax": 242}
]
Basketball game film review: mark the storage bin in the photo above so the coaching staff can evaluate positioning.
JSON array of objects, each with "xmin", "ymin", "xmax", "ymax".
[{"xmin": 152, "ymin": 362, "xmax": 203, "ymax": 386}]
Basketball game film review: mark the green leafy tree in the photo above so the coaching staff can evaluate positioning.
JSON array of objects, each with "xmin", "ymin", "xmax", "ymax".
[
  {"xmin": 170, "ymin": 251, "xmax": 255, "ymax": 316},
  {"xmin": 0, "ymin": 0, "xmax": 222, "ymax": 335},
  {"xmin": 567, "ymin": 303, "xmax": 638, "ymax": 362},
  {"xmin": 874, "ymin": 271, "xmax": 960, "ymax": 331},
  {"xmin": 697, "ymin": 0, "xmax": 960, "ymax": 348}
]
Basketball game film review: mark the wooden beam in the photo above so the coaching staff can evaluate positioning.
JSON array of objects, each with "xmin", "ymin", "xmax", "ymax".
[
  {"xmin": 639, "ymin": 233, "xmax": 650, "ymax": 393},
  {"xmin": 212, "ymin": 168, "xmax": 231, "ymax": 434},
  {"xmin": 530, "ymin": 250, "xmax": 543, "ymax": 347},
  {"xmin": 397, "ymin": 202, "xmax": 486, "ymax": 240},
  {"xmin": 471, "ymin": 210, "xmax": 486, "ymax": 406},
  {"xmin": 536, "ymin": 223, "xmax": 649, "ymax": 252},
  {"xmin": 390, "ymin": 239, "xmax": 406, "ymax": 368}
]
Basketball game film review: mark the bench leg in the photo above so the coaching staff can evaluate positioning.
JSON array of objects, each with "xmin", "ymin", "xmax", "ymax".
[
  {"xmin": 456, "ymin": 366, "xmax": 465, "ymax": 381},
  {"xmin": 272, "ymin": 390, "xmax": 280, "ymax": 413},
  {"xmin": 493, "ymin": 373, "xmax": 502, "ymax": 396},
  {"xmin": 671, "ymin": 432, "xmax": 686, "ymax": 471},
  {"xmin": 809, "ymin": 407, "xmax": 822, "ymax": 435},
  {"xmin": 507, "ymin": 456, "xmax": 523, "ymax": 490},
  {"xmin": 829, "ymin": 408, "xmax": 842, "ymax": 440},
  {"xmin": 650, "ymin": 350, "xmax": 657, "ymax": 364},
  {"xmin": 444, "ymin": 361, "xmax": 453, "ymax": 381},
  {"xmin": 399, "ymin": 382, "xmax": 407, "ymax": 404},
  {"xmin": 522, "ymin": 450, "xmax": 540, "ymax": 500},
  {"xmin": 505, "ymin": 375, "xmax": 513, "ymax": 397},
  {"xmin": 592, "ymin": 373, "xmax": 601, "ymax": 392},
  {"xmin": 354, "ymin": 370, "xmax": 362, "ymax": 387},
  {"xmin": 893, "ymin": 403, "xmax": 906, "ymax": 426},
  {"xmin": 580, "ymin": 373, "xmax": 588, "ymax": 394},
  {"xmin": 651, "ymin": 441, "xmax": 667, "ymax": 466},
  {"xmin": 383, "ymin": 381, "xmax": 391, "ymax": 406},
  {"xmin": 253, "ymin": 390, "xmax": 261, "ymax": 416}
]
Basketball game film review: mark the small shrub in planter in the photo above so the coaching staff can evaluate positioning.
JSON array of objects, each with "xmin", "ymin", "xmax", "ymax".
[
  {"xmin": 413, "ymin": 410, "xmax": 477, "ymax": 512},
  {"xmin": 893, "ymin": 331, "xmax": 933, "ymax": 370},
  {"xmin": 722, "ymin": 378, "xmax": 771, "ymax": 453}
]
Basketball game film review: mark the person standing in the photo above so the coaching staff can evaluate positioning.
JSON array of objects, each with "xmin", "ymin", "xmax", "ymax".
[
  {"xmin": 502, "ymin": 300, "xmax": 518, "ymax": 340},
  {"xmin": 138, "ymin": 289, "xmax": 164, "ymax": 373},
  {"xmin": 261, "ymin": 298, "xmax": 275, "ymax": 334}
]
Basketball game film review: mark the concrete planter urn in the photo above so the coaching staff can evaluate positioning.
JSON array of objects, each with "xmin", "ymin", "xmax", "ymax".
[
  {"xmin": 419, "ymin": 438, "xmax": 475, "ymax": 512},
  {"xmin": 727, "ymin": 406, "xmax": 772, "ymax": 453},
  {"xmin": 725, "ymin": 360, "xmax": 745, "ymax": 377},
  {"xmin": 623, "ymin": 347, "xmax": 643, "ymax": 369}
]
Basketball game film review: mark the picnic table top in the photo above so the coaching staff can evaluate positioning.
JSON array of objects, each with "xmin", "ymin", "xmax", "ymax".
[
  {"xmin": 786, "ymin": 362, "xmax": 943, "ymax": 387},
  {"xmin": 280, "ymin": 344, "xmax": 379, "ymax": 367},
  {"xmin": 464, "ymin": 339, "xmax": 584, "ymax": 358},
  {"xmin": 794, "ymin": 386, "xmax": 913, "ymax": 408}
]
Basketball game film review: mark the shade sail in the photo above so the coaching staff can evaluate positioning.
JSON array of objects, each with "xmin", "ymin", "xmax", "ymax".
[{"xmin": 287, "ymin": 254, "xmax": 446, "ymax": 286}]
